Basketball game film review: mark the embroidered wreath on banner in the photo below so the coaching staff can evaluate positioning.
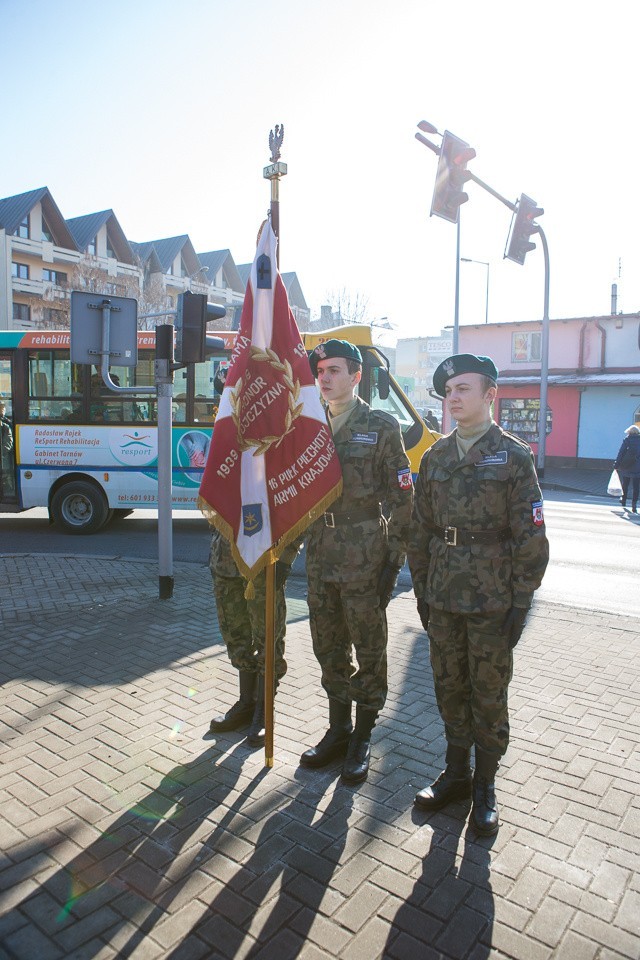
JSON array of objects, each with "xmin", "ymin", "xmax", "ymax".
[{"xmin": 231, "ymin": 346, "xmax": 304, "ymax": 456}]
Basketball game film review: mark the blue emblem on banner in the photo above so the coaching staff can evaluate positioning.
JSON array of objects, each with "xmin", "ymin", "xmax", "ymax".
[
  {"xmin": 242, "ymin": 504, "xmax": 263, "ymax": 537},
  {"xmin": 256, "ymin": 254, "xmax": 271, "ymax": 289}
]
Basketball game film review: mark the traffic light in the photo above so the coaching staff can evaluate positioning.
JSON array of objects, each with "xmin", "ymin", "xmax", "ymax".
[
  {"xmin": 175, "ymin": 292, "xmax": 226, "ymax": 364},
  {"xmin": 431, "ymin": 131, "xmax": 476, "ymax": 223},
  {"xmin": 505, "ymin": 194, "xmax": 544, "ymax": 265}
]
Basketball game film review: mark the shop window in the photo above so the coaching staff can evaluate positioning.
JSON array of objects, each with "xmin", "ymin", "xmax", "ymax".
[{"xmin": 499, "ymin": 398, "xmax": 552, "ymax": 443}]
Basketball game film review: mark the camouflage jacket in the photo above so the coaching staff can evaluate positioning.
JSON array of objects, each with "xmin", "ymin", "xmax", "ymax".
[
  {"xmin": 408, "ymin": 423, "xmax": 549, "ymax": 613},
  {"xmin": 306, "ymin": 397, "xmax": 413, "ymax": 582},
  {"xmin": 209, "ymin": 529, "xmax": 301, "ymax": 579}
]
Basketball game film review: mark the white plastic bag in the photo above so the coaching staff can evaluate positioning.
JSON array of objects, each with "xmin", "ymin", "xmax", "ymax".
[{"xmin": 607, "ymin": 469, "xmax": 623, "ymax": 497}]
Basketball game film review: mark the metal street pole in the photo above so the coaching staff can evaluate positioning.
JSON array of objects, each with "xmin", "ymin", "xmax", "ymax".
[
  {"xmin": 155, "ymin": 324, "xmax": 174, "ymax": 599},
  {"xmin": 461, "ymin": 257, "xmax": 490, "ymax": 324},
  {"xmin": 453, "ymin": 216, "xmax": 461, "ymax": 354},
  {"xmin": 536, "ymin": 228, "xmax": 550, "ymax": 478}
]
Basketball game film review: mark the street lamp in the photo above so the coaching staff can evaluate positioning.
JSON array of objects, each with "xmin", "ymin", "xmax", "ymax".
[{"xmin": 460, "ymin": 257, "xmax": 490, "ymax": 324}]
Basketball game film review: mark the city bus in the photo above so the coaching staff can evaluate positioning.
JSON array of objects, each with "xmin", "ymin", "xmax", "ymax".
[{"xmin": 0, "ymin": 326, "xmax": 437, "ymax": 533}]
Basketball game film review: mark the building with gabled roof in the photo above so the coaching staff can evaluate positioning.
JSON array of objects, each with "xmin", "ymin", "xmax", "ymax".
[
  {"xmin": 0, "ymin": 187, "xmax": 141, "ymax": 329},
  {"xmin": 66, "ymin": 209, "xmax": 136, "ymax": 265},
  {"xmin": 1, "ymin": 185, "xmax": 312, "ymax": 333}
]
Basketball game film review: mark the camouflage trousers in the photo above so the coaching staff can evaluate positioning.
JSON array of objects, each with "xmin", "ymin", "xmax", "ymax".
[
  {"xmin": 307, "ymin": 575, "xmax": 388, "ymax": 711},
  {"xmin": 212, "ymin": 571, "xmax": 288, "ymax": 679},
  {"xmin": 427, "ymin": 608, "xmax": 513, "ymax": 757}
]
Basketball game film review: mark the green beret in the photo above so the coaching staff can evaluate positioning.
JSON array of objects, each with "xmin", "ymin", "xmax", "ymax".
[
  {"xmin": 433, "ymin": 353, "xmax": 499, "ymax": 398},
  {"xmin": 309, "ymin": 339, "xmax": 363, "ymax": 377}
]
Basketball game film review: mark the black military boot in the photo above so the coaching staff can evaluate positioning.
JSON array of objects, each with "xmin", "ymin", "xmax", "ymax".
[
  {"xmin": 414, "ymin": 744, "xmax": 473, "ymax": 810},
  {"xmin": 341, "ymin": 706, "xmax": 377, "ymax": 785},
  {"xmin": 470, "ymin": 747, "xmax": 500, "ymax": 836},
  {"xmin": 247, "ymin": 675, "xmax": 268, "ymax": 748},
  {"xmin": 209, "ymin": 671, "xmax": 256, "ymax": 733},
  {"xmin": 300, "ymin": 699, "xmax": 353, "ymax": 768}
]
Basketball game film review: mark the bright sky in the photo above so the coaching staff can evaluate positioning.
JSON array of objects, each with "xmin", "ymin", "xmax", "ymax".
[{"xmin": 2, "ymin": 0, "xmax": 638, "ymax": 341}]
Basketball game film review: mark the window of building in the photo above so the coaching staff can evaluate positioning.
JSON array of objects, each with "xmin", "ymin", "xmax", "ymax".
[
  {"xmin": 512, "ymin": 331, "xmax": 541, "ymax": 362},
  {"xmin": 42, "ymin": 269, "xmax": 68, "ymax": 285},
  {"xmin": 11, "ymin": 263, "xmax": 29, "ymax": 279},
  {"xmin": 106, "ymin": 236, "xmax": 116, "ymax": 259},
  {"xmin": 87, "ymin": 236, "xmax": 97, "ymax": 256},
  {"xmin": 13, "ymin": 303, "xmax": 31, "ymax": 323},
  {"xmin": 180, "ymin": 256, "xmax": 189, "ymax": 278},
  {"xmin": 41, "ymin": 217, "xmax": 53, "ymax": 242},
  {"xmin": 15, "ymin": 215, "xmax": 29, "ymax": 239},
  {"xmin": 499, "ymin": 398, "xmax": 552, "ymax": 443}
]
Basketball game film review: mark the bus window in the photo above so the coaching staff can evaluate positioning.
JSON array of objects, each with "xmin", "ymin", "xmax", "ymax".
[
  {"xmin": 193, "ymin": 355, "xmax": 225, "ymax": 423},
  {"xmin": 28, "ymin": 350, "xmax": 81, "ymax": 420},
  {"xmin": 89, "ymin": 354, "xmax": 157, "ymax": 424}
]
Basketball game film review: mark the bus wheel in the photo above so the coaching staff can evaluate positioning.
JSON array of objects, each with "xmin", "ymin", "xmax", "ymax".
[{"xmin": 51, "ymin": 482, "xmax": 110, "ymax": 534}]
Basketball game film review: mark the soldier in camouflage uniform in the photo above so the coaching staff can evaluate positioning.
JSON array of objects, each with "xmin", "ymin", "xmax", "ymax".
[
  {"xmin": 300, "ymin": 339, "xmax": 413, "ymax": 784},
  {"xmin": 408, "ymin": 353, "xmax": 549, "ymax": 835},
  {"xmin": 208, "ymin": 530, "xmax": 299, "ymax": 747}
]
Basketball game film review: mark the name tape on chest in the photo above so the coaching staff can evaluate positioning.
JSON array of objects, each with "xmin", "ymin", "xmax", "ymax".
[
  {"xmin": 532, "ymin": 500, "xmax": 544, "ymax": 526},
  {"xmin": 350, "ymin": 431, "xmax": 378, "ymax": 444},
  {"xmin": 475, "ymin": 451, "xmax": 508, "ymax": 467},
  {"xmin": 397, "ymin": 466, "xmax": 413, "ymax": 490}
]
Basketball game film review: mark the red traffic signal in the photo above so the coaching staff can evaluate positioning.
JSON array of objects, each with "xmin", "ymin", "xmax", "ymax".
[
  {"xmin": 431, "ymin": 131, "xmax": 476, "ymax": 223},
  {"xmin": 505, "ymin": 194, "xmax": 544, "ymax": 265}
]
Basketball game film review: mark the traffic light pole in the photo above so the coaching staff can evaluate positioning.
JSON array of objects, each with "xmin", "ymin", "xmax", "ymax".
[
  {"xmin": 536, "ymin": 228, "xmax": 550, "ymax": 477},
  {"xmin": 417, "ymin": 127, "xmax": 550, "ymax": 475},
  {"xmin": 155, "ymin": 324, "xmax": 175, "ymax": 599}
]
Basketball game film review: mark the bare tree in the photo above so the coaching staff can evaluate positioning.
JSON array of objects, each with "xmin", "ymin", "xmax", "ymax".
[{"xmin": 323, "ymin": 287, "xmax": 370, "ymax": 325}]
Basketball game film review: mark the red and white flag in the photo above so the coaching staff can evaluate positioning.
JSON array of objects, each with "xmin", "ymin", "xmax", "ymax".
[{"xmin": 198, "ymin": 222, "xmax": 342, "ymax": 580}]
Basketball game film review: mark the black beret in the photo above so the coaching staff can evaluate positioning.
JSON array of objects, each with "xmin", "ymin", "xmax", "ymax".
[
  {"xmin": 433, "ymin": 353, "xmax": 499, "ymax": 398},
  {"xmin": 309, "ymin": 339, "xmax": 363, "ymax": 377}
]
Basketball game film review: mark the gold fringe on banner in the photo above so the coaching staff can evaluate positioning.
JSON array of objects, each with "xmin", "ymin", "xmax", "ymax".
[{"xmin": 197, "ymin": 477, "xmax": 343, "ymax": 584}]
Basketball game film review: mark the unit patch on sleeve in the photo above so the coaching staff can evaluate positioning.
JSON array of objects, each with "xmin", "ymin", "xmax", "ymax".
[
  {"xmin": 397, "ymin": 467, "xmax": 413, "ymax": 490},
  {"xmin": 351, "ymin": 432, "xmax": 378, "ymax": 444},
  {"xmin": 531, "ymin": 500, "xmax": 544, "ymax": 526}
]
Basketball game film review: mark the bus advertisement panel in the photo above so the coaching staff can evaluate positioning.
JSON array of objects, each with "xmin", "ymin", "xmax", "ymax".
[{"xmin": 17, "ymin": 424, "xmax": 212, "ymax": 510}]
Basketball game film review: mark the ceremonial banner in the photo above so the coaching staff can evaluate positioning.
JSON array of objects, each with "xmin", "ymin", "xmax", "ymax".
[{"xmin": 198, "ymin": 222, "xmax": 342, "ymax": 579}]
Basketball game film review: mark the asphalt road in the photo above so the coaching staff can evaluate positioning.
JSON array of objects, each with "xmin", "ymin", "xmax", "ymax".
[{"xmin": 1, "ymin": 490, "xmax": 638, "ymax": 618}]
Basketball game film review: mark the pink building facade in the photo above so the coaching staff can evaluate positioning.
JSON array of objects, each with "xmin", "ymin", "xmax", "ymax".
[{"xmin": 439, "ymin": 314, "xmax": 640, "ymax": 464}]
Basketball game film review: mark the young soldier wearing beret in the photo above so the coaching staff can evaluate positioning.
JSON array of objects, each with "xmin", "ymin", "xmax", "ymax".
[
  {"xmin": 408, "ymin": 353, "xmax": 549, "ymax": 834},
  {"xmin": 301, "ymin": 339, "xmax": 413, "ymax": 784}
]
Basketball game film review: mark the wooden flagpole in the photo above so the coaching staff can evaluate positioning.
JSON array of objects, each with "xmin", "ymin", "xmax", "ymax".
[{"xmin": 263, "ymin": 125, "xmax": 287, "ymax": 767}]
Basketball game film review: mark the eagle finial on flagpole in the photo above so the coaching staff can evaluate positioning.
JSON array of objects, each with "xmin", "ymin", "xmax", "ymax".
[{"xmin": 269, "ymin": 124, "xmax": 284, "ymax": 162}]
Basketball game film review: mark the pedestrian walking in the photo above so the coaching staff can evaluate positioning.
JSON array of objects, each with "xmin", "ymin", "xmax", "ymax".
[
  {"xmin": 408, "ymin": 353, "xmax": 549, "ymax": 835},
  {"xmin": 613, "ymin": 424, "xmax": 640, "ymax": 513},
  {"xmin": 208, "ymin": 531, "xmax": 299, "ymax": 747},
  {"xmin": 300, "ymin": 339, "xmax": 413, "ymax": 784}
]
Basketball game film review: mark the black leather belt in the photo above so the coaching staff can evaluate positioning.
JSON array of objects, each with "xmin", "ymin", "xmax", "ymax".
[
  {"xmin": 427, "ymin": 523, "xmax": 511, "ymax": 547},
  {"xmin": 324, "ymin": 505, "xmax": 381, "ymax": 528}
]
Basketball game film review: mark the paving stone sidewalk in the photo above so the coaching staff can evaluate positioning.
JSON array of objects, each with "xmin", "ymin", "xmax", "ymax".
[{"xmin": 1, "ymin": 555, "xmax": 639, "ymax": 960}]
